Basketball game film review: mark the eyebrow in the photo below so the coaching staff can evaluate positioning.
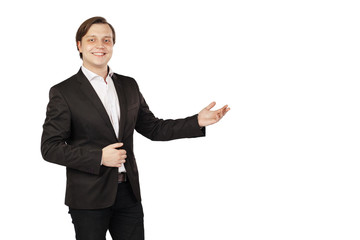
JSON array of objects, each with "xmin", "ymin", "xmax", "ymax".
[{"xmin": 85, "ymin": 35, "xmax": 112, "ymax": 38}]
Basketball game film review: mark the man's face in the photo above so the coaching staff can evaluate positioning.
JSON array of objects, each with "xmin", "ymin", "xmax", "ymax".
[{"xmin": 77, "ymin": 23, "xmax": 114, "ymax": 70}]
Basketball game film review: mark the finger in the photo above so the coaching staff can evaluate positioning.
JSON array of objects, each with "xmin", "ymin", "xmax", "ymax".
[
  {"xmin": 224, "ymin": 107, "xmax": 230, "ymax": 115},
  {"xmin": 118, "ymin": 149, "xmax": 127, "ymax": 155},
  {"xmin": 215, "ymin": 105, "xmax": 227, "ymax": 115},
  {"xmin": 117, "ymin": 160, "xmax": 126, "ymax": 167},
  {"xmin": 205, "ymin": 101, "xmax": 216, "ymax": 110},
  {"xmin": 213, "ymin": 104, "xmax": 228, "ymax": 113},
  {"xmin": 215, "ymin": 106, "xmax": 229, "ymax": 120},
  {"xmin": 116, "ymin": 151, "xmax": 127, "ymax": 160},
  {"xmin": 220, "ymin": 105, "xmax": 230, "ymax": 114},
  {"xmin": 220, "ymin": 104, "xmax": 228, "ymax": 111},
  {"xmin": 109, "ymin": 142, "xmax": 123, "ymax": 149},
  {"xmin": 215, "ymin": 107, "xmax": 230, "ymax": 122}
]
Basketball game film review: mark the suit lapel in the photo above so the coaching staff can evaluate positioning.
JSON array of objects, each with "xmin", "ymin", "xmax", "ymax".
[
  {"xmin": 76, "ymin": 69, "xmax": 118, "ymax": 141},
  {"xmin": 112, "ymin": 74, "xmax": 133, "ymax": 171},
  {"xmin": 112, "ymin": 73, "xmax": 127, "ymax": 142}
]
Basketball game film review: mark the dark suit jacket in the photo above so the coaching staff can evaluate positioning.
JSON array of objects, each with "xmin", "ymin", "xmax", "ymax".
[{"xmin": 41, "ymin": 69, "xmax": 205, "ymax": 209}]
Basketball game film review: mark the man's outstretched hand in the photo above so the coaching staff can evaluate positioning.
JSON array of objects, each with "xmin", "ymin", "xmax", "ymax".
[{"xmin": 198, "ymin": 102, "xmax": 230, "ymax": 127}]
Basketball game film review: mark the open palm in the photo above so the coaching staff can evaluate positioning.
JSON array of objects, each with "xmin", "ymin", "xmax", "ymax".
[{"xmin": 198, "ymin": 102, "xmax": 230, "ymax": 127}]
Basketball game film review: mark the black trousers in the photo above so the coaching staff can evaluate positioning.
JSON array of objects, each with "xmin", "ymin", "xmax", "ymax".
[{"xmin": 68, "ymin": 182, "xmax": 144, "ymax": 240}]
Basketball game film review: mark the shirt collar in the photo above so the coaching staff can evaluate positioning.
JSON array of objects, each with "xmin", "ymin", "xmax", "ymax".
[{"xmin": 81, "ymin": 65, "xmax": 114, "ymax": 82}]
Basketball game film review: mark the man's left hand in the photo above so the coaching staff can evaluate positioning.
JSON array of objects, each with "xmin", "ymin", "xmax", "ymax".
[{"xmin": 198, "ymin": 102, "xmax": 230, "ymax": 127}]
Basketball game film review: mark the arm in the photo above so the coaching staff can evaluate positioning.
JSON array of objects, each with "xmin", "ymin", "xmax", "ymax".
[
  {"xmin": 40, "ymin": 87, "xmax": 102, "ymax": 175},
  {"xmin": 135, "ymin": 92, "xmax": 205, "ymax": 141}
]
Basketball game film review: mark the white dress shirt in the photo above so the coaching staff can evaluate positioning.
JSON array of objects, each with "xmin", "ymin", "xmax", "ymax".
[{"xmin": 81, "ymin": 66, "xmax": 125, "ymax": 172}]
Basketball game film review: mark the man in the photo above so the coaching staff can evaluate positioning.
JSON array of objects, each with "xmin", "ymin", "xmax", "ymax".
[{"xmin": 41, "ymin": 16, "xmax": 230, "ymax": 240}]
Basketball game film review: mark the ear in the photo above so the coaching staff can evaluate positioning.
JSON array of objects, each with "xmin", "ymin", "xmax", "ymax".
[{"xmin": 77, "ymin": 41, "xmax": 82, "ymax": 52}]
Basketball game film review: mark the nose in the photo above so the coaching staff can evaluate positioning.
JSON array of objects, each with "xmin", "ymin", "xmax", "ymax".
[
  {"xmin": 95, "ymin": 41, "xmax": 105, "ymax": 49},
  {"xmin": 96, "ymin": 44, "xmax": 105, "ymax": 49}
]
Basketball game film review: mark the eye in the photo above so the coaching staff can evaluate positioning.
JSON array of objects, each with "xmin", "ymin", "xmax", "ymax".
[{"xmin": 88, "ymin": 38, "xmax": 95, "ymax": 42}]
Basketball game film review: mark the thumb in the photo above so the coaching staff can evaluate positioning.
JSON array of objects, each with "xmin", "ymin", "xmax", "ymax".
[
  {"xmin": 109, "ymin": 142, "xmax": 124, "ymax": 149},
  {"xmin": 205, "ymin": 101, "xmax": 216, "ymax": 110}
]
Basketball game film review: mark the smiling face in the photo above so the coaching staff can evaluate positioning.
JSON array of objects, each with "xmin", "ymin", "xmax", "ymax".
[{"xmin": 77, "ymin": 23, "xmax": 114, "ymax": 74}]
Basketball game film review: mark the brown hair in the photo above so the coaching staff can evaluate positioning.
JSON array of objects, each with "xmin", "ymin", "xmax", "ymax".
[{"xmin": 76, "ymin": 16, "xmax": 116, "ymax": 59}]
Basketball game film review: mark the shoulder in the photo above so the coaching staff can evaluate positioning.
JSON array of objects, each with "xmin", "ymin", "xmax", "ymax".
[
  {"xmin": 112, "ymin": 73, "xmax": 140, "ymax": 90},
  {"xmin": 51, "ymin": 72, "xmax": 79, "ymax": 92},
  {"xmin": 112, "ymin": 72, "xmax": 136, "ymax": 83}
]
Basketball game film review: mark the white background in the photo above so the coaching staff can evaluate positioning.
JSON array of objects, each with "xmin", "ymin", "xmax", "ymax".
[{"xmin": 1, "ymin": 0, "xmax": 359, "ymax": 239}]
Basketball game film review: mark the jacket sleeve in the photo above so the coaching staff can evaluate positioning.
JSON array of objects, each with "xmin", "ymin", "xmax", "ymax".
[
  {"xmin": 40, "ymin": 87, "xmax": 102, "ymax": 175},
  {"xmin": 135, "ymin": 91, "xmax": 206, "ymax": 141}
]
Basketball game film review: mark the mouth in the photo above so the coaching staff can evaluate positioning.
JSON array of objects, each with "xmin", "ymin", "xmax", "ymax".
[{"xmin": 92, "ymin": 52, "xmax": 106, "ymax": 56}]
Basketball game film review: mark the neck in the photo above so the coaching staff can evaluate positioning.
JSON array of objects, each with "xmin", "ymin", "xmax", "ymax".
[{"xmin": 83, "ymin": 63, "xmax": 108, "ymax": 80}]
